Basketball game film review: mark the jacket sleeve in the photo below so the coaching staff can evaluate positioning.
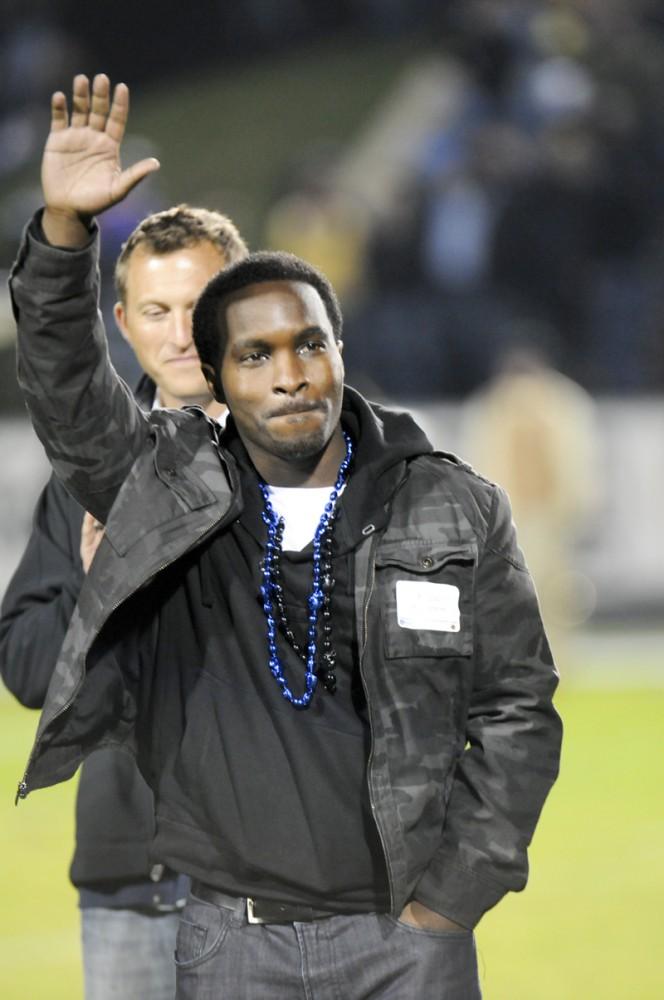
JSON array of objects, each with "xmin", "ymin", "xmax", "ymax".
[
  {"xmin": 9, "ymin": 214, "xmax": 150, "ymax": 523},
  {"xmin": 0, "ymin": 474, "xmax": 84, "ymax": 709},
  {"xmin": 413, "ymin": 484, "xmax": 563, "ymax": 928}
]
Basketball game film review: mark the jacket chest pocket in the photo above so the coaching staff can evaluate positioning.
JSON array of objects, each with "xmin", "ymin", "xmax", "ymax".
[{"xmin": 375, "ymin": 542, "xmax": 476, "ymax": 660}]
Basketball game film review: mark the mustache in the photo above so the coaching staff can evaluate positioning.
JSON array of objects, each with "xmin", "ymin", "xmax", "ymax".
[{"xmin": 265, "ymin": 401, "xmax": 324, "ymax": 419}]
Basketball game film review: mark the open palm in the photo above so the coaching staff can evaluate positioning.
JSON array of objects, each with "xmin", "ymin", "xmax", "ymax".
[{"xmin": 41, "ymin": 74, "xmax": 159, "ymax": 220}]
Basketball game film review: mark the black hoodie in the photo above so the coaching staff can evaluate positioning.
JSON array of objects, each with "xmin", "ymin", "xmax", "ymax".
[{"xmin": 142, "ymin": 388, "xmax": 433, "ymax": 910}]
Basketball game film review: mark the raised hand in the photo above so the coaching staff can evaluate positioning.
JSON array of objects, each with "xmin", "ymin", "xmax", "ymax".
[{"xmin": 41, "ymin": 73, "xmax": 160, "ymax": 247}]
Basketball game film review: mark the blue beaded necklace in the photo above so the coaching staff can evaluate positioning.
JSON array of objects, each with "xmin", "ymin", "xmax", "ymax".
[{"xmin": 259, "ymin": 431, "xmax": 353, "ymax": 709}]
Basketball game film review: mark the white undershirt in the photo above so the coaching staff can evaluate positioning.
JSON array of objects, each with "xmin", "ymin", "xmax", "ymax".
[{"xmin": 268, "ymin": 485, "xmax": 343, "ymax": 551}]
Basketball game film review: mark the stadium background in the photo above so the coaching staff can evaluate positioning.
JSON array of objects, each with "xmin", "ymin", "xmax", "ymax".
[{"xmin": 1, "ymin": 2, "xmax": 662, "ymax": 997}]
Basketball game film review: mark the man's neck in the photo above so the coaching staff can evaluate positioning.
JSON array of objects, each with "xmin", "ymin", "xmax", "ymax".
[
  {"xmin": 203, "ymin": 399, "xmax": 228, "ymax": 421},
  {"xmin": 249, "ymin": 427, "xmax": 346, "ymax": 488}
]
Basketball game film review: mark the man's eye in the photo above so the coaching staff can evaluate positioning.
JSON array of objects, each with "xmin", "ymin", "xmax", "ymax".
[
  {"xmin": 143, "ymin": 308, "xmax": 166, "ymax": 319},
  {"xmin": 241, "ymin": 352, "xmax": 266, "ymax": 364},
  {"xmin": 300, "ymin": 341, "xmax": 324, "ymax": 354}
]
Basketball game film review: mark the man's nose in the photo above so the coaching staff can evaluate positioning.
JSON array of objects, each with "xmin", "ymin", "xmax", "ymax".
[
  {"xmin": 273, "ymin": 352, "xmax": 307, "ymax": 394},
  {"xmin": 170, "ymin": 312, "xmax": 193, "ymax": 348}
]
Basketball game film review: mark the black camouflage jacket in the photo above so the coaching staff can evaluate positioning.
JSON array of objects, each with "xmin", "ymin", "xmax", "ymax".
[
  {"xmin": 0, "ymin": 376, "xmax": 185, "ymax": 898},
  {"xmin": 9, "ymin": 219, "xmax": 561, "ymax": 928}
]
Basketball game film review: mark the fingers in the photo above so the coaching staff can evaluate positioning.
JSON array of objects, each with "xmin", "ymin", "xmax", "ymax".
[
  {"xmin": 60, "ymin": 73, "xmax": 115, "ymax": 132},
  {"xmin": 85, "ymin": 514, "xmax": 104, "ymax": 533},
  {"xmin": 105, "ymin": 81, "xmax": 129, "ymax": 143},
  {"xmin": 50, "ymin": 91, "xmax": 69, "ymax": 131},
  {"xmin": 80, "ymin": 511, "xmax": 105, "ymax": 573},
  {"xmin": 89, "ymin": 74, "xmax": 111, "ymax": 131},
  {"xmin": 81, "ymin": 511, "xmax": 98, "ymax": 534},
  {"xmin": 115, "ymin": 156, "xmax": 161, "ymax": 201},
  {"xmin": 69, "ymin": 74, "xmax": 91, "ymax": 128}
]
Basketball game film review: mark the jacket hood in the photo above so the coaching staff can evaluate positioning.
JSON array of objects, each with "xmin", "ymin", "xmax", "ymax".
[
  {"xmin": 341, "ymin": 384, "xmax": 433, "ymax": 469},
  {"xmin": 336, "ymin": 385, "xmax": 434, "ymax": 545}
]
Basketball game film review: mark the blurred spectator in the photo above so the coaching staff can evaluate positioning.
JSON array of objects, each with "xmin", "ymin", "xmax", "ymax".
[
  {"xmin": 460, "ymin": 335, "xmax": 601, "ymax": 644},
  {"xmin": 264, "ymin": 146, "xmax": 369, "ymax": 306},
  {"xmin": 336, "ymin": 0, "xmax": 664, "ymax": 397}
]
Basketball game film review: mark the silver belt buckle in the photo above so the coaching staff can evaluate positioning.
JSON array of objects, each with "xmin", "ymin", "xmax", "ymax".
[{"xmin": 246, "ymin": 897, "xmax": 263, "ymax": 924}]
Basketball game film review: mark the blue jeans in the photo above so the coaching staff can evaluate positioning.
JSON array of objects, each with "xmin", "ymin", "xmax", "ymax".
[
  {"xmin": 81, "ymin": 907, "xmax": 180, "ymax": 1000},
  {"xmin": 175, "ymin": 890, "xmax": 481, "ymax": 999}
]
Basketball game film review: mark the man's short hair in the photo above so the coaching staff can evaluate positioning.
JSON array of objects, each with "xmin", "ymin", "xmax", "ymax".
[
  {"xmin": 114, "ymin": 204, "xmax": 249, "ymax": 302},
  {"xmin": 192, "ymin": 250, "xmax": 343, "ymax": 381}
]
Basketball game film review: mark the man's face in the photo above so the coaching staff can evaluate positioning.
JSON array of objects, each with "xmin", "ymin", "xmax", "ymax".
[
  {"xmin": 219, "ymin": 280, "xmax": 345, "ymax": 476},
  {"xmin": 114, "ymin": 241, "xmax": 227, "ymax": 408}
]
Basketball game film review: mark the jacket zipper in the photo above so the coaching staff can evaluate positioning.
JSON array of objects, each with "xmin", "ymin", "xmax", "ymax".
[
  {"xmin": 16, "ymin": 506, "xmax": 235, "ymax": 804},
  {"xmin": 357, "ymin": 527, "xmax": 397, "ymax": 915}
]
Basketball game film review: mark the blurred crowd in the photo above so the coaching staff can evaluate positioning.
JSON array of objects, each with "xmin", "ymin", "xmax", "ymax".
[
  {"xmin": 264, "ymin": 0, "xmax": 664, "ymax": 398},
  {"xmin": 2, "ymin": 0, "xmax": 664, "ymax": 403}
]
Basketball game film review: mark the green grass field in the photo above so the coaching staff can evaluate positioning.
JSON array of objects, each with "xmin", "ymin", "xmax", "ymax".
[{"xmin": 1, "ymin": 678, "xmax": 663, "ymax": 999}]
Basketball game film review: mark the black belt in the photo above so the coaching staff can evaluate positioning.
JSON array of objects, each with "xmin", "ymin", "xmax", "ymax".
[{"xmin": 191, "ymin": 880, "xmax": 341, "ymax": 924}]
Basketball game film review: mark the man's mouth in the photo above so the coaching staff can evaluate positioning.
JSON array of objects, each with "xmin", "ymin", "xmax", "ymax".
[
  {"xmin": 267, "ymin": 402, "xmax": 322, "ymax": 419},
  {"xmin": 165, "ymin": 354, "xmax": 199, "ymax": 365}
]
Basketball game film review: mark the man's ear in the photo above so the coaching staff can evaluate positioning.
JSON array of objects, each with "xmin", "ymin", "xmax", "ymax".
[
  {"xmin": 337, "ymin": 339, "xmax": 345, "ymax": 379},
  {"xmin": 113, "ymin": 302, "xmax": 131, "ymax": 344},
  {"xmin": 200, "ymin": 362, "xmax": 225, "ymax": 403}
]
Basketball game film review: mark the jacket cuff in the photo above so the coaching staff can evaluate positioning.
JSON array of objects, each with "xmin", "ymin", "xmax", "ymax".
[
  {"xmin": 11, "ymin": 210, "xmax": 99, "ymax": 296},
  {"xmin": 413, "ymin": 856, "xmax": 509, "ymax": 929}
]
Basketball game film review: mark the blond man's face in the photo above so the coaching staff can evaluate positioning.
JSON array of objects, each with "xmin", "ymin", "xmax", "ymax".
[{"xmin": 114, "ymin": 241, "xmax": 227, "ymax": 408}]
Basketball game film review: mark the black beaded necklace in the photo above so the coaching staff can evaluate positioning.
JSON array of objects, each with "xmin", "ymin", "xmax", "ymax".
[{"xmin": 259, "ymin": 432, "xmax": 353, "ymax": 709}]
